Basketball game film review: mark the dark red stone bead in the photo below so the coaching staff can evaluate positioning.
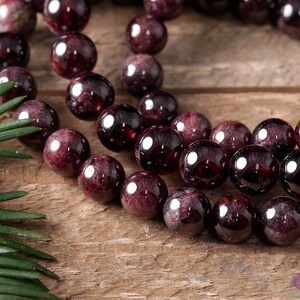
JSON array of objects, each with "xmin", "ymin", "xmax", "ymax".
[
  {"xmin": 171, "ymin": 112, "xmax": 211, "ymax": 147},
  {"xmin": 163, "ymin": 187, "xmax": 211, "ymax": 237},
  {"xmin": 0, "ymin": 66, "xmax": 37, "ymax": 104},
  {"xmin": 179, "ymin": 140, "xmax": 229, "ymax": 190},
  {"xmin": 260, "ymin": 196, "xmax": 300, "ymax": 245},
  {"xmin": 50, "ymin": 32, "xmax": 97, "ymax": 79},
  {"xmin": 210, "ymin": 120, "xmax": 251, "ymax": 158},
  {"xmin": 229, "ymin": 145, "xmax": 279, "ymax": 195},
  {"xmin": 12, "ymin": 100, "xmax": 59, "ymax": 149},
  {"xmin": 138, "ymin": 89, "xmax": 178, "ymax": 127},
  {"xmin": 121, "ymin": 54, "xmax": 164, "ymax": 96},
  {"xmin": 34, "ymin": 0, "xmax": 45, "ymax": 12},
  {"xmin": 43, "ymin": 128, "xmax": 90, "ymax": 177},
  {"xmin": 120, "ymin": 171, "xmax": 168, "ymax": 219},
  {"xmin": 0, "ymin": 33, "xmax": 30, "ymax": 70},
  {"xmin": 238, "ymin": 0, "xmax": 272, "ymax": 24},
  {"xmin": 294, "ymin": 119, "xmax": 300, "ymax": 147},
  {"xmin": 135, "ymin": 125, "xmax": 183, "ymax": 175},
  {"xmin": 97, "ymin": 104, "xmax": 143, "ymax": 152},
  {"xmin": 212, "ymin": 194, "xmax": 258, "ymax": 243},
  {"xmin": 66, "ymin": 72, "xmax": 115, "ymax": 121},
  {"xmin": 44, "ymin": 0, "xmax": 90, "ymax": 34},
  {"xmin": 195, "ymin": 0, "xmax": 228, "ymax": 15},
  {"xmin": 251, "ymin": 118, "xmax": 295, "ymax": 161},
  {"xmin": 78, "ymin": 155, "xmax": 125, "ymax": 203}
]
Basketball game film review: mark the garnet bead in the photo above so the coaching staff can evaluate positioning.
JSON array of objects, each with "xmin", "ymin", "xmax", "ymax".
[
  {"xmin": 78, "ymin": 155, "xmax": 125, "ymax": 203},
  {"xmin": 238, "ymin": 0, "xmax": 272, "ymax": 24},
  {"xmin": 43, "ymin": 128, "xmax": 90, "ymax": 177},
  {"xmin": 120, "ymin": 171, "xmax": 168, "ymax": 219},
  {"xmin": 294, "ymin": 119, "xmax": 300, "ymax": 148},
  {"xmin": 135, "ymin": 125, "xmax": 183, "ymax": 175},
  {"xmin": 66, "ymin": 72, "xmax": 115, "ymax": 121},
  {"xmin": 229, "ymin": 145, "xmax": 279, "ymax": 195},
  {"xmin": 163, "ymin": 187, "xmax": 211, "ymax": 237},
  {"xmin": 260, "ymin": 196, "xmax": 300, "ymax": 245},
  {"xmin": 50, "ymin": 32, "xmax": 97, "ymax": 79},
  {"xmin": 121, "ymin": 54, "xmax": 164, "ymax": 96},
  {"xmin": 44, "ymin": 0, "xmax": 91, "ymax": 34},
  {"xmin": 195, "ymin": 0, "xmax": 228, "ymax": 15},
  {"xmin": 179, "ymin": 140, "xmax": 229, "ymax": 190},
  {"xmin": 12, "ymin": 100, "xmax": 60, "ymax": 149},
  {"xmin": 212, "ymin": 194, "xmax": 258, "ymax": 243}
]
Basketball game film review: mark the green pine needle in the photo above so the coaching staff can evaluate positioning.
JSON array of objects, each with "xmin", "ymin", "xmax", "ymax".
[
  {"xmin": 0, "ymin": 246, "xmax": 16, "ymax": 254},
  {"xmin": 0, "ymin": 295, "xmax": 33, "ymax": 300},
  {"xmin": 0, "ymin": 277, "xmax": 48, "ymax": 291},
  {"xmin": 0, "ymin": 209, "xmax": 47, "ymax": 221},
  {"xmin": 0, "ymin": 126, "xmax": 40, "ymax": 142},
  {"xmin": 0, "ymin": 269, "xmax": 41, "ymax": 280},
  {"xmin": 0, "ymin": 82, "xmax": 15, "ymax": 97},
  {"xmin": 0, "ymin": 225, "xmax": 51, "ymax": 240},
  {"xmin": 0, "ymin": 148, "xmax": 32, "ymax": 159},
  {"xmin": 0, "ymin": 119, "xmax": 35, "ymax": 133},
  {"xmin": 0, "ymin": 192, "xmax": 28, "ymax": 202},
  {"xmin": 0, "ymin": 96, "xmax": 26, "ymax": 115}
]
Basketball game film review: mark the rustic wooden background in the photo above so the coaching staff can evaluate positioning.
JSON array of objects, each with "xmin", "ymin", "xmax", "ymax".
[{"xmin": 1, "ymin": 1, "xmax": 300, "ymax": 299}]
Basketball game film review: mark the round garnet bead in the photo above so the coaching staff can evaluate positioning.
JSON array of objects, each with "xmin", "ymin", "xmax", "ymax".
[
  {"xmin": 229, "ymin": 145, "xmax": 279, "ymax": 195},
  {"xmin": 179, "ymin": 140, "xmax": 229, "ymax": 190},
  {"xmin": 32, "ymin": 0, "xmax": 45, "ymax": 12},
  {"xmin": 138, "ymin": 89, "xmax": 178, "ymax": 127},
  {"xmin": 78, "ymin": 155, "xmax": 125, "ymax": 203},
  {"xmin": 66, "ymin": 72, "xmax": 114, "ymax": 121},
  {"xmin": 135, "ymin": 125, "xmax": 183, "ymax": 175},
  {"xmin": 50, "ymin": 32, "xmax": 97, "ymax": 79},
  {"xmin": 195, "ymin": 0, "xmax": 228, "ymax": 15},
  {"xmin": 260, "ymin": 196, "xmax": 300, "ymax": 245},
  {"xmin": 163, "ymin": 187, "xmax": 211, "ymax": 237},
  {"xmin": 43, "ymin": 128, "xmax": 90, "ymax": 177},
  {"xmin": 238, "ymin": 0, "xmax": 272, "ymax": 24},
  {"xmin": 212, "ymin": 194, "xmax": 258, "ymax": 243},
  {"xmin": 12, "ymin": 100, "xmax": 59, "ymax": 149},
  {"xmin": 294, "ymin": 119, "xmax": 300, "ymax": 148},
  {"xmin": 120, "ymin": 171, "xmax": 168, "ymax": 219},
  {"xmin": 44, "ymin": 0, "xmax": 90, "ymax": 34},
  {"xmin": 121, "ymin": 54, "xmax": 164, "ymax": 96},
  {"xmin": 209, "ymin": 120, "xmax": 251, "ymax": 158}
]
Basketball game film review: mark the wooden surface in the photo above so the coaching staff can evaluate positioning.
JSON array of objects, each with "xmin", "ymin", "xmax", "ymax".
[{"xmin": 2, "ymin": 2, "xmax": 300, "ymax": 299}]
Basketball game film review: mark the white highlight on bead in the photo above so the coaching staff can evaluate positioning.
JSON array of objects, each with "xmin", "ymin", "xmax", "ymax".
[
  {"xmin": 283, "ymin": 3, "xmax": 293, "ymax": 18},
  {"xmin": 215, "ymin": 131, "xmax": 225, "ymax": 143},
  {"xmin": 258, "ymin": 128, "xmax": 268, "ymax": 141},
  {"xmin": 170, "ymin": 198, "xmax": 180, "ymax": 210},
  {"xmin": 55, "ymin": 42, "xmax": 67, "ymax": 56},
  {"xmin": 71, "ymin": 83, "xmax": 83, "ymax": 97},
  {"xmin": 219, "ymin": 205, "xmax": 228, "ymax": 218},
  {"xmin": 176, "ymin": 121, "xmax": 184, "ymax": 132},
  {"xmin": 0, "ymin": 76, "xmax": 9, "ymax": 83},
  {"xmin": 131, "ymin": 24, "xmax": 141, "ymax": 37},
  {"xmin": 236, "ymin": 157, "xmax": 247, "ymax": 170},
  {"xmin": 142, "ymin": 137, "xmax": 153, "ymax": 150},
  {"xmin": 187, "ymin": 151, "xmax": 198, "ymax": 165},
  {"xmin": 84, "ymin": 165, "xmax": 95, "ymax": 179},
  {"xmin": 126, "ymin": 182, "xmax": 137, "ymax": 195},
  {"xmin": 50, "ymin": 139, "xmax": 60, "ymax": 152},
  {"xmin": 286, "ymin": 160, "xmax": 297, "ymax": 174},
  {"xmin": 0, "ymin": 5, "xmax": 8, "ymax": 19},
  {"xmin": 145, "ymin": 99, "xmax": 154, "ymax": 110},
  {"xmin": 18, "ymin": 111, "xmax": 29, "ymax": 120},
  {"xmin": 127, "ymin": 64, "xmax": 136, "ymax": 77},
  {"xmin": 266, "ymin": 208, "xmax": 276, "ymax": 220},
  {"xmin": 48, "ymin": 0, "xmax": 60, "ymax": 14},
  {"xmin": 102, "ymin": 114, "xmax": 115, "ymax": 129}
]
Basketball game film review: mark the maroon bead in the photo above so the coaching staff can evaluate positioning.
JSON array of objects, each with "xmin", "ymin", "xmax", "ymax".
[
  {"xmin": 179, "ymin": 140, "xmax": 229, "ymax": 190},
  {"xmin": 43, "ymin": 128, "xmax": 90, "ymax": 177},
  {"xmin": 138, "ymin": 89, "xmax": 178, "ymax": 127},
  {"xmin": 143, "ymin": 0, "xmax": 185, "ymax": 21},
  {"xmin": 195, "ymin": 0, "xmax": 228, "ymax": 15},
  {"xmin": 66, "ymin": 72, "xmax": 115, "ymax": 121},
  {"xmin": 251, "ymin": 118, "xmax": 295, "ymax": 161},
  {"xmin": 171, "ymin": 112, "xmax": 211, "ymax": 147},
  {"xmin": 163, "ymin": 187, "xmax": 211, "ymax": 237},
  {"xmin": 280, "ymin": 149, "xmax": 300, "ymax": 198},
  {"xmin": 0, "ymin": 0, "xmax": 37, "ymax": 37},
  {"xmin": 120, "ymin": 171, "xmax": 168, "ymax": 219},
  {"xmin": 78, "ymin": 155, "xmax": 125, "ymax": 203},
  {"xmin": 294, "ymin": 119, "xmax": 300, "ymax": 148},
  {"xmin": 212, "ymin": 194, "xmax": 258, "ymax": 243},
  {"xmin": 135, "ymin": 125, "xmax": 183, "ymax": 175},
  {"xmin": 44, "ymin": 0, "xmax": 90, "ymax": 34},
  {"xmin": 96, "ymin": 104, "xmax": 143, "ymax": 152},
  {"xmin": 126, "ymin": 14, "xmax": 167, "ymax": 55},
  {"xmin": 0, "ymin": 33, "xmax": 30, "ymax": 70},
  {"xmin": 0, "ymin": 67, "xmax": 37, "ymax": 104},
  {"xmin": 12, "ymin": 100, "xmax": 59, "ymax": 149},
  {"xmin": 34, "ymin": 0, "xmax": 45, "ymax": 12},
  {"xmin": 229, "ymin": 145, "xmax": 279, "ymax": 195},
  {"xmin": 50, "ymin": 32, "xmax": 97, "ymax": 79},
  {"xmin": 260, "ymin": 196, "xmax": 300, "ymax": 245},
  {"xmin": 121, "ymin": 54, "xmax": 164, "ymax": 96},
  {"xmin": 210, "ymin": 120, "xmax": 251, "ymax": 158},
  {"xmin": 238, "ymin": 0, "xmax": 271, "ymax": 24}
]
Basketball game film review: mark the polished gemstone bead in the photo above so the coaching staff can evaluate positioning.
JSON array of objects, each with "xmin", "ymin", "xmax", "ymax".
[
  {"xmin": 229, "ymin": 145, "xmax": 279, "ymax": 195},
  {"xmin": 44, "ymin": 0, "xmax": 90, "ymax": 34},
  {"xmin": 138, "ymin": 89, "xmax": 178, "ymax": 127},
  {"xmin": 251, "ymin": 118, "xmax": 295, "ymax": 161},
  {"xmin": 121, "ymin": 54, "xmax": 164, "ymax": 96},
  {"xmin": 0, "ymin": 66, "xmax": 37, "ymax": 104},
  {"xmin": 97, "ymin": 104, "xmax": 143, "ymax": 152},
  {"xmin": 260, "ymin": 196, "xmax": 300, "ymax": 245},
  {"xmin": 126, "ymin": 14, "xmax": 168, "ymax": 55},
  {"xmin": 179, "ymin": 140, "xmax": 229, "ymax": 190},
  {"xmin": 50, "ymin": 32, "xmax": 97, "ymax": 79},
  {"xmin": 66, "ymin": 72, "xmax": 114, "ymax": 121},
  {"xmin": 120, "ymin": 171, "xmax": 168, "ymax": 219},
  {"xmin": 43, "ymin": 128, "xmax": 90, "ymax": 177},
  {"xmin": 294, "ymin": 119, "xmax": 300, "ymax": 147},
  {"xmin": 78, "ymin": 155, "xmax": 125, "ymax": 203},
  {"xmin": 212, "ymin": 194, "xmax": 258, "ymax": 243},
  {"xmin": 195, "ymin": 0, "xmax": 228, "ymax": 15},
  {"xmin": 163, "ymin": 187, "xmax": 211, "ymax": 237},
  {"xmin": 210, "ymin": 121, "xmax": 251, "ymax": 158},
  {"xmin": 0, "ymin": 33, "xmax": 30, "ymax": 70},
  {"xmin": 171, "ymin": 112, "xmax": 211, "ymax": 147},
  {"xmin": 135, "ymin": 125, "xmax": 183, "ymax": 175},
  {"xmin": 34, "ymin": 0, "xmax": 45, "ymax": 12},
  {"xmin": 238, "ymin": 0, "xmax": 272, "ymax": 24},
  {"xmin": 12, "ymin": 100, "xmax": 60, "ymax": 149}
]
